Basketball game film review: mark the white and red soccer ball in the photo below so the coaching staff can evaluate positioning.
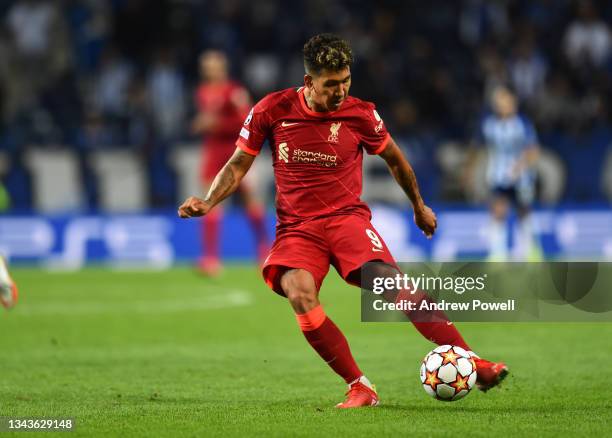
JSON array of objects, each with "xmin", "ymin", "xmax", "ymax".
[{"xmin": 420, "ymin": 345, "xmax": 477, "ymax": 401}]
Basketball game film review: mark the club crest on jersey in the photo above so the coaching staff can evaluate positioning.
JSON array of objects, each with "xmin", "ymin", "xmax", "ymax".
[{"xmin": 328, "ymin": 122, "xmax": 342, "ymax": 143}]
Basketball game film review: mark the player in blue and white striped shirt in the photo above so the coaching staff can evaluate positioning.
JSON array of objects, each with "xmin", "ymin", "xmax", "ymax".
[
  {"xmin": 475, "ymin": 86, "xmax": 541, "ymax": 260},
  {"xmin": 0, "ymin": 256, "xmax": 18, "ymax": 309}
]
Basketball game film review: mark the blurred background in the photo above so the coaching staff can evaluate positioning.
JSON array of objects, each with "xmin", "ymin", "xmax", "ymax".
[{"xmin": 0, "ymin": 0, "xmax": 611, "ymax": 267}]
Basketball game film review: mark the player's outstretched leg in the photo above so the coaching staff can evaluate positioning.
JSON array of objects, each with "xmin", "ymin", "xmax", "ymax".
[
  {"xmin": 362, "ymin": 262, "xmax": 508, "ymax": 391},
  {"xmin": 0, "ymin": 256, "xmax": 18, "ymax": 309},
  {"xmin": 280, "ymin": 268, "xmax": 378, "ymax": 408}
]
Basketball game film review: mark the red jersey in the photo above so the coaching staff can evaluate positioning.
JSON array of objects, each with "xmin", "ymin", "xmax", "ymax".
[
  {"xmin": 195, "ymin": 81, "xmax": 250, "ymax": 146},
  {"xmin": 236, "ymin": 87, "xmax": 390, "ymax": 228}
]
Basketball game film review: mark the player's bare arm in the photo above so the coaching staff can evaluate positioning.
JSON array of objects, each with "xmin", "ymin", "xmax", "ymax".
[
  {"xmin": 379, "ymin": 136, "xmax": 437, "ymax": 238},
  {"xmin": 511, "ymin": 145, "xmax": 540, "ymax": 180},
  {"xmin": 178, "ymin": 147, "xmax": 254, "ymax": 218}
]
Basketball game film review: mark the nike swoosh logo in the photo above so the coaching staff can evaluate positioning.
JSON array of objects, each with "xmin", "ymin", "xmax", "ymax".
[{"xmin": 281, "ymin": 121, "xmax": 299, "ymax": 127}]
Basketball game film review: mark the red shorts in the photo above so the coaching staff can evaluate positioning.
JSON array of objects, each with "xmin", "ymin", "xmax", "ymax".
[
  {"xmin": 201, "ymin": 143, "xmax": 235, "ymax": 182},
  {"xmin": 262, "ymin": 213, "xmax": 398, "ymax": 295}
]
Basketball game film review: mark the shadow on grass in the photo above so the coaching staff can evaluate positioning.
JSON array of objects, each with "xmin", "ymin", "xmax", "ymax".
[
  {"xmin": 378, "ymin": 404, "xmax": 499, "ymax": 413},
  {"xmin": 377, "ymin": 402, "xmax": 610, "ymax": 415}
]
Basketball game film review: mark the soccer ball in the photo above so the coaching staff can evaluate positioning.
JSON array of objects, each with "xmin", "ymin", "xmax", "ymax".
[{"xmin": 420, "ymin": 345, "xmax": 477, "ymax": 401}]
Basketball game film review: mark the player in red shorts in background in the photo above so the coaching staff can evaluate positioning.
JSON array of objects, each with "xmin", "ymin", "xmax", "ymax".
[
  {"xmin": 180, "ymin": 35, "xmax": 508, "ymax": 407},
  {"xmin": 192, "ymin": 50, "xmax": 268, "ymax": 275}
]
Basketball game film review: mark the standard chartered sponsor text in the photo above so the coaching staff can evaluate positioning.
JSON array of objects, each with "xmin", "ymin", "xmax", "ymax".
[{"xmin": 292, "ymin": 148, "xmax": 338, "ymax": 167}]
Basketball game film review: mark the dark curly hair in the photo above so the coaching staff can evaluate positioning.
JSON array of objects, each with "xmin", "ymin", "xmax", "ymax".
[{"xmin": 303, "ymin": 33, "xmax": 353, "ymax": 75}]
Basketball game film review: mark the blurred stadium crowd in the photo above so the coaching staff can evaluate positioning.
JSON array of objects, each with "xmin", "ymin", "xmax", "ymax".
[{"xmin": 0, "ymin": 0, "xmax": 611, "ymax": 212}]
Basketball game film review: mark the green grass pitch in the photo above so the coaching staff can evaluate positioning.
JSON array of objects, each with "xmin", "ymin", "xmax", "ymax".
[{"xmin": 1, "ymin": 266, "xmax": 611, "ymax": 436}]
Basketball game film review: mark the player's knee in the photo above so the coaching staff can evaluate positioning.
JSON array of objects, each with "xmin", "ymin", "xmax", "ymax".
[
  {"xmin": 280, "ymin": 269, "xmax": 318, "ymax": 312},
  {"xmin": 359, "ymin": 262, "xmax": 399, "ymax": 290},
  {"xmin": 372, "ymin": 263, "xmax": 399, "ymax": 280}
]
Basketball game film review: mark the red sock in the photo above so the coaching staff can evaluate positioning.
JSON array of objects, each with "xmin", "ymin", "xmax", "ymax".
[
  {"xmin": 201, "ymin": 210, "xmax": 221, "ymax": 261},
  {"xmin": 246, "ymin": 205, "xmax": 267, "ymax": 246},
  {"xmin": 296, "ymin": 305, "xmax": 362, "ymax": 383},
  {"xmin": 396, "ymin": 289, "xmax": 471, "ymax": 351}
]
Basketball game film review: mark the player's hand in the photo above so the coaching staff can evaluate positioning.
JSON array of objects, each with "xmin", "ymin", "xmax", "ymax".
[
  {"xmin": 178, "ymin": 196, "xmax": 211, "ymax": 218},
  {"xmin": 413, "ymin": 205, "xmax": 437, "ymax": 239}
]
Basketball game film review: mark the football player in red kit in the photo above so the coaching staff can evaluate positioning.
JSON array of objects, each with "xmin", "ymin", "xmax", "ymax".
[
  {"xmin": 180, "ymin": 35, "xmax": 508, "ymax": 407},
  {"xmin": 193, "ymin": 50, "xmax": 268, "ymax": 275}
]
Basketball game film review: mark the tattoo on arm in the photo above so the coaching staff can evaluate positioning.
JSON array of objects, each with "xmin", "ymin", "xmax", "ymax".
[
  {"xmin": 392, "ymin": 160, "xmax": 424, "ymax": 212},
  {"xmin": 381, "ymin": 139, "xmax": 424, "ymax": 212}
]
